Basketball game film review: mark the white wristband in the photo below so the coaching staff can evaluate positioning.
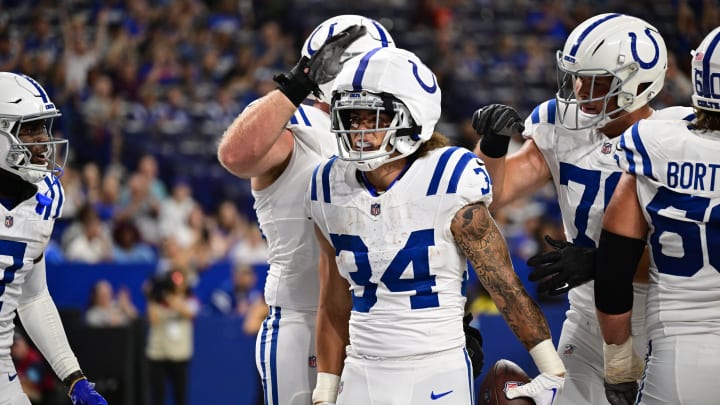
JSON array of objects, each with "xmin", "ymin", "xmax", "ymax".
[
  {"xmin": 312, "ymin": 372, "xmax": 340, "ymax": 404},
  {"xmin": 529, "ymin": 339, "xmax": 566, "ymax": 376},
  {"xmin": 604, "ymin": 337, "xmax": 643, "ymax": 383}
]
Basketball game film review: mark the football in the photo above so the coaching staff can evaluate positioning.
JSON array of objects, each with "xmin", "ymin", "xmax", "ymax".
[{"xmin": 478, "ymin": 359, "xmax": 534, "ymax": 405}]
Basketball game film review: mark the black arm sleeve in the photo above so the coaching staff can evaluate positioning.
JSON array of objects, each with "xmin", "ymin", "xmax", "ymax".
[{"xmin": 594, "ymin": 229, "xmax": 646, "ymax": 315}]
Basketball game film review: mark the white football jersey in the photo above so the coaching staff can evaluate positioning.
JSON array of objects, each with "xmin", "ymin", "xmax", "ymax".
[
  {"xmin": 616, "ymin": 117, "xmax": 720, "ymax": 339},
  {"xmin": 307, "ymin": 146, "xmax": 492, "ymax": 357},
  {"xmin": 253, "ymin": 105, "xmax": 337, "ymax": 311},
  {"xmin": 524, "ymin": 99, "xmax": 695, "ymax": 321},
  {"xmin": 0, "ymin": 174, "xmax": 64, "ymax": 371}
]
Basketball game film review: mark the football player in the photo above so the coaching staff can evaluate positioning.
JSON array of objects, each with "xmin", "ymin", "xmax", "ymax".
[
  {"xmin": 0, "ymin": 72, "xmax": 106, "ymax": 405},
  {"xmin": 472, "ymin": 14, "xmax": 694, "ymax": 404},
  {"xmin": 595, "ymin": 26, "xmax": 720, "ymax": 405},
  {"xmin": 217, "ymin": 15, "xmax": 395, "ymax": 405},
  {"xmin": 307, "ymin": 46, "xmax": 565, "ymax": 405}
]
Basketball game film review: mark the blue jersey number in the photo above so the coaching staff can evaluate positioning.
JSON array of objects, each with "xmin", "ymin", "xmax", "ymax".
[
  {"xmin": 646, "ymin": 186, "xmax": 720, "ymax": 277},
  {"xmin": 330, "ymin": 229, "xmax": 439, "ymax": 312},
  {"xmin": 559, "ymin": 162, "xmax": 621, "ymax": 247},
  {"xmin": 0, "ymin": 240, "xmax": 27, "ymax": 312}
]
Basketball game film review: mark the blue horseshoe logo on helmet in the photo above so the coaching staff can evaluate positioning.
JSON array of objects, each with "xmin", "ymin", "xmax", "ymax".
[
  {"xmin": 629, "ymin": 28, "xmax": 660, "ymax": 69},
  {"xmin": 408, "ymin": 60, "xmax": 437, "ymax": 93},
  {"xmin": 306, "ymin": 22, "xmax": 338, "ymax": 56}
]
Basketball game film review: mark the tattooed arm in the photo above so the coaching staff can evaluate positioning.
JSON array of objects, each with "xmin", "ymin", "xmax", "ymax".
[{"xmin": 450, "ymin": 201, "xmax": 551, "ymax": 350}]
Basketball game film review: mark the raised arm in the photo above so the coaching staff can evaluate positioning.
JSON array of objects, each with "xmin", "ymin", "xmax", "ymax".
[
  {"xmin": 471, "ymin": 104, "xmax": 551, "ymax": 209},
  {"xmin": 217, "ymin": 90, "xmax": 297, "ymax": 180}
]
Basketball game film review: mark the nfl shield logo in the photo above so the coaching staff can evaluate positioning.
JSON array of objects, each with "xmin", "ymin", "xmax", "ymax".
[
  {"xmin": 4, "ymin": 215, "xmax": 13, "ymax": 228},
  {"xmin": 370, "ymin": 203, "xmax": 381, "ymax": 216},
  {"xmin": 601, "ymin": 142, "xmax": 613, "ymax": 154},
  {"xmin": 504, "ymin": 381, "xmax": 525, "ymax": 392}
]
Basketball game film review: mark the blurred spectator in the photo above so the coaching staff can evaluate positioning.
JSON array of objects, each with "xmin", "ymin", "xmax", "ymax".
[
  {"xmin": 159, "ymin": 179, "xmax": 197, "ymax": 245},
  {"xmin": 63, "ymin": 203, "xmax": 113, "ymax": 263},
  {"xmin": 60, "ymin": 8, "xmax": 109, "ymax": 94},
  {"xmin": 210, "ymin": 263, "xmax": 263, "ymax": 316},
  {"xmin": 111, "ymin": 219, "xmax": 157, "ymax": 263},
  {"xmin": 117, "ymin": 172, "xmax": 161, "ymax": 244},
  {"xmin": 145, "ymin": 270, "xmax": 199, "ymax": 405},
  {"xmin": 85, "ymin": 279, "xmax": 139, "ymax": 327},
  {"xmin": 135, "ymin": 153, "xmax": 168, "ymax": 201},
  {"xmin": 58, "ymin": 164, "xmax": 84, "ymax": 219},
  {"xmin": 185, "ymin": 206, "xmax": 216, "ymax": 267},
  {"xmin": 80, "ymin": 161, "xmax": 103, "ymax": 205},
  {"xmin": 254, "ymin": 20, "xmax": 291, "ymax": 71},
  {"xmin": 209, "ymin": 200, "xmax": 249, "ymax": 259},
  {"xmin": 11, "ymin": 332, "xmax": 58, "ymax": 405},
  {"xmin": 229, "ymin": 224, "xmax": 268, "ymax": 267},
  {"xmin": 94, "ymin": 170, "xmax": 122, "ymax": 223},
  {"xmin": 24, "ymin": 12, "xmax": 61, "ymax": 64},
  {"xmin": 0, "ymin": 29, "xmax": 22, "ymax": 71}
]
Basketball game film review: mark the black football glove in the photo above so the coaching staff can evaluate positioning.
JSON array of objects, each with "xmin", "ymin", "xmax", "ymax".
[
  {"xmin": 463, "ymin": 313, "xmax": 484, "ymax": 378},
  {"xmin": 604, "ymin": 380, "xmax": 638, "ymax": 405},
  {"xmin": 274, "ymin": 25, "xmax": 367, "ymax": 106},
  {"xmin": 527, "ymin": 235, "xmax": 596, "ymax": 296},
  {"xmin": 472, "ymin": 104, "xmax": 525, "ymax": 158}
]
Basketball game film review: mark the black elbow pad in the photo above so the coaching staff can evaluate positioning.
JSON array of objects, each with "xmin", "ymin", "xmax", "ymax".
[{"xmin": 594, "ymin": 230, "xmax": 646, "ymax": 314}]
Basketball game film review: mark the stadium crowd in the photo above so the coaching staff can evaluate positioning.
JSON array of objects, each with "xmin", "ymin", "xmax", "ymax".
[{"xmin": 2, "ymin": 0, "xmax": 708, "ymax": 275}]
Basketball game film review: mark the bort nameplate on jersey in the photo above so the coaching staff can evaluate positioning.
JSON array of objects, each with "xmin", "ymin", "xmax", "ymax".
[
  {"xmin": 370, "ymin": 203, "xmax": 381, "ymax": 216},
  {"xmin": 4, "ymin": 215, "xmax": 13, "ymax": 228}
]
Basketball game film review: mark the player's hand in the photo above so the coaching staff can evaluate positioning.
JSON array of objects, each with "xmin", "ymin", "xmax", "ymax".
[
  {"xmin": 604, "ymin": 380, "xmax": 638, "ymax": 405},
  {"xmin": 472, "ymin": 104, "xmax": 524, "ymax": 138},
  {"xmin": 505, "ymin": 373, "xmax": 564, "ymax": 405},
  {"xmin": 274, "ymin": 25, "xmax": 367, "ymax": 106},
  {"xmin": 527, "ymin": 235, "xmax": 596, "ymax": 296},
  {"xmin": 463, "ymin": 313, "xmax": 484, "ymax": 378},
  {"xmin": 312, "ymin": 372, "xmax": 340, "ymax": 405},
  {"xmin": 69, "ymin": 378, "xmax": 108, "ymax": 405},
  {"xmin": 603, "ymin": 338, "xmax": 643, "ymax": 405}
]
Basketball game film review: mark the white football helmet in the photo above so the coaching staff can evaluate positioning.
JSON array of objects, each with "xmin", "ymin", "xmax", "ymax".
[
  {"xmin": 556, "ymin": 13, "xmax": 667, "ymax": 129},
  {"xmin": 331, "ymin": 47, "xmax": 441, "ymax": 171},
  {"xmin": 0, "ymin": 72, "xmax": 66, "ymax": 183},
  {"xmin": 691, "ymin": 26, "xmax": 720, "ymax": 112},
  {"xmin": 302, "ymin": 14, "xmax": 395, "ymax": 104}
]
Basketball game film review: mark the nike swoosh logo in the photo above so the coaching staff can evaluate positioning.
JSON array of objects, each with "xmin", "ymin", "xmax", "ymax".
[
  {"xmin": 550, "ymin": 387, "xmax": 558, "ymax": 402},
  {"xmin": 8, "ymin": 373, "xmax": 18, "ymax": 381},
  {"xmin": 431, "ymin": 390, "xmax": 453, "ymax": 400}
]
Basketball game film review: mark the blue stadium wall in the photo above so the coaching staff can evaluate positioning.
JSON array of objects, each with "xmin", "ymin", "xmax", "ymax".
[{"xmin": 46, "ymin": 259, "xmax": 567, "ymax": 405}]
